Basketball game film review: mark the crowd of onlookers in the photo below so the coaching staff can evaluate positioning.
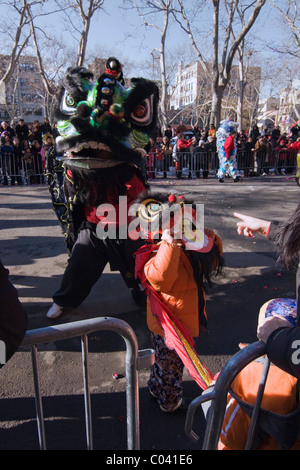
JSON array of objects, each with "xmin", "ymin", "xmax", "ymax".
[
  {"xmin": 1, "ymin": 117, "xmax": 300, "ymax": 185},
  {"xmin": 0, "ymin": 117, "xmax": 58, "ymax": 185},
  {"xmin": 146, "ymin": 121, "xmax": 300, "ymax": 179}
]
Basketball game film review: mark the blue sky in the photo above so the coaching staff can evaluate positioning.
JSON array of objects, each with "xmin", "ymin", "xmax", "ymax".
[{"xmin": 86, "ymin": 2, "xmax": 283, "ymax": 62}]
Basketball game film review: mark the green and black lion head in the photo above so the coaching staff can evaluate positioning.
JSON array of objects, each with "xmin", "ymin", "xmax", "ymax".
[{"xmin": 55, "ymin": 57, "xmax": 159, "ymax": 169}]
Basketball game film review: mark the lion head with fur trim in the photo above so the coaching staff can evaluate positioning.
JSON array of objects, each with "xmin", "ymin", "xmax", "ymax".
[{"xmin": 54, "ymin": 57, "xmax": 159, "ymax": 170}]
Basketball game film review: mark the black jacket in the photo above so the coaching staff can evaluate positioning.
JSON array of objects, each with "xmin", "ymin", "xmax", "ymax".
[
  {"xmin": 0, "ymin": 261, "xmax": 27, "ymax": 364},
  {"xmin": 265, "ymin": 222, "xmax": 300, "ymax": 378}
]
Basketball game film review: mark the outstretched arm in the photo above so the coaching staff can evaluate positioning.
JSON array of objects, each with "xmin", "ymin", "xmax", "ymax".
[{"xmin": 234, "ymin": 212, "xmax": 271, "ymax": 238}]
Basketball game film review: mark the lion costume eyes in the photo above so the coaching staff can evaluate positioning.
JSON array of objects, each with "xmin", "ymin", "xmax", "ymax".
[
  {"xmin": 130, "ymin": 96, "xmax": 154, "ymax": 126},
  {"xmin": 137, "ymin": 198, "xmax": 163, "ymax": 223},
  {"xmin": 60, "ymin": 90, "xmax": 77, "ymax": 115}
]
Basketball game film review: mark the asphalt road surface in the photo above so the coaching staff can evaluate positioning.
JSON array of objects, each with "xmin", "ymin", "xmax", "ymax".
[{"xmin": 0, "ymin": 174, "xmax": 298, "ymax": 451}]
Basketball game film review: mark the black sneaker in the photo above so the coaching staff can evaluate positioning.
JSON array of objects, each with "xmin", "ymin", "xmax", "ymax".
[{"xmin": 219, "ymin": 178, "xmax": 224, "ymax": 183}]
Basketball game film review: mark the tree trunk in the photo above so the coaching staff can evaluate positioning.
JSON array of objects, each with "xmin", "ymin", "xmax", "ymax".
[{"xmin": 159, "ymin": 2, "xmax": 170, "ymax": 133}]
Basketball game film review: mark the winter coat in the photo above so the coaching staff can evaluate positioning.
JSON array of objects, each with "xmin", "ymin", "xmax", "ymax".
[
  {"xmin": 0, "ymin": 261, "xmax": 28, "ymax": 364},
  {"xmin": 265, "ymin": 222, "xmax": 300, "ymax": 379},
  {"xmin": 177, "ymin": 138, "xmax": 193, "ymax": 152},
  {"xmin": 224, "ymin": 135, "xmax": 236, "ymax": 159},
  {"xmin": 144, "ymin": 241, "xmax": 201, "ymax": 337}
]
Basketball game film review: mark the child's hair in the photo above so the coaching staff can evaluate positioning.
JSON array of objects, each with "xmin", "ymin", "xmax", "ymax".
[{"xmin": 273, "ymin": 200, "xmax": 300, "ymax": 270}]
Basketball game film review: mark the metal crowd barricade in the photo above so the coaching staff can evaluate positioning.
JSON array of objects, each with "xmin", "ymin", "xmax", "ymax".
[
  {"xmin": 21, "ymin": 316, "xmax": 154, "ymax": 450},
  {"xmin": 146, "ymin": 148, "xmax": 298, "ymax": 179},
  {"xmin": 185, "ymin": 341, "xmax": 268, "ymax": 450}
]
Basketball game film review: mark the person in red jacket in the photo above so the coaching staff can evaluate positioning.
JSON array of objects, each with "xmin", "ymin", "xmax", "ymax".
[
  {"xmin": 175, "ymin": 133, "xmax": 193, "ymax": 178},
  {"xmin": 224, "ymin": 131, "xmax": 236, "ymax": 159}
]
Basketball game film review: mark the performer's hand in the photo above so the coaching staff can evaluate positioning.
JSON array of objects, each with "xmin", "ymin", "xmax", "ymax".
[
  {"xmin": 257, "ymin": 314, "xmax": 291, "ymax": 343},
  {"xmin": 234, "ymin": 212, "xmax": 271, "ymax": 238}
]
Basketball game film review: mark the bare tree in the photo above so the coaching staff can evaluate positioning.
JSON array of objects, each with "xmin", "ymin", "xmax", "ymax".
[
  {"xmin": 231, "ymin": 3, "xmax": 254, "ymax": 130},
  {"xmin": 174, "ymin": 0, "xmax": 266, "ymax": 127},
  {"xmin": 273, "ymin": 0, "xmax": 300, "ymax": 57},
  {"xmin": 55, "ymin": 0, "xmax": 105, "ymax": 67},
  {"xmin": 123, "ymin": 0, "xmax": 173, "ymax": 132},
  {"xmin": 74, "ymin": 0, "xmax": 105, "ymax": 66},
  {"xmin": 0, "ymin": 1, "xmax": 31, "ymax": 103},
  {"xmin": 24, "ymin": 0, "xmax": 56, "ymax": 96}
]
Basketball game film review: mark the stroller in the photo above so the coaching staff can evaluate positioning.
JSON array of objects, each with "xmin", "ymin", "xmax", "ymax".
[{"xmin": 185, "ymin": 341, "xmax": 300, "ymax": 450}]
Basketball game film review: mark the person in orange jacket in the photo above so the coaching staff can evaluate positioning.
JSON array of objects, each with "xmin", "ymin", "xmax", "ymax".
[{"xmin": 135, "ymin": 193, "xmax": 223, "ymax": 412}]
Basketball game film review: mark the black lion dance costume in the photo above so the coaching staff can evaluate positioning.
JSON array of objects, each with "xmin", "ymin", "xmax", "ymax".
[{"xmin": 46, "ymin": 57, "xmax": 159, "ymax": 319}]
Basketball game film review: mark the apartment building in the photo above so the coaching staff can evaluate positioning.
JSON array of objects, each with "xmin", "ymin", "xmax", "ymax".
[
  {"xmin": 0, "ymin": 55, "xmax": 45, "ymax": 125},
  {"xmin": 257, "ymin": 80, "xmax": 300, "ymax": 132},
  {"xmin": 169, "ymin": 60, "xmax": 261, "ymax": 128}
]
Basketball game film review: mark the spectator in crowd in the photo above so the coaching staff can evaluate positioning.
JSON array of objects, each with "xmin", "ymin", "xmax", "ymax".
[
  {"xmin": 208, "ymin": 123, "xmax": 216, "ymax": 140},
  {"xmin": 240, "ymin": 137, "xmax": 255, "ymax": 176},
  {"xmin": 146, "ymin": 137, "xmax": 158, "ymax": 179},
  {"xmin": 12, "ymin": 136, "xmax": 24, "ymax": 185},
  {"xmin": 255, "ymin": 136, "xmax": 271, "ymax": 175},
  {"xmin": 192, "ymin": 123, "xmax": 201, "ymax": 140},
  {"xmin": 0, "ymin": 121, "xmax": 15, "ymax": 141},
  {"xmin": 1, "ymin": 136, "xmax": 14, "ymax": 185},
  {"xmin": 30, "ymin": 140, "xmax": 43, "ymax": 184},
  {"xmin": 290, "ymin": 122, "xmax": 300, "ymax": 142},
  {"xmin": 250, "ymin": 124, "xmax": 260, "ymax": 143},
  {"xmin": 29, "ymin": 121, "xmax": 42, "ymax": 145},
  {"xmin": 154, "ymin": 136, "xmax": 164, "ymax": 174},
  {"xmin": 276, "ymin": 139, "xmax": 288, "ymax": 174},
  {"xmin": 176, "ymin": 132, "xmax": 193, "ymax": 179},
  {"xmin": 164, "ymin": 125, "xmax": 172, "ymax": 140},
  {"xmin": 261, "ymin": 126, "xmax": 270, "ymax": 138},
  {"xmin": 40, "ymin": 117, "xmax": 52, "ymax": 136},
  {"xmin": 271, "ymin": 125, "xmax": 281, "ymax": 149},
  {"xmin": 289, "ymin": 137, "xmax": 300, "ymax": 152},
  {"xmin": 175, "ymin": 120, "xmax": 187, "ymax": 135},
  {"xmin": 188, "ymin": 136, "xmax": 199, "ymax": 178},
  {"xmin": 195, "ymin": 139, "xmax": 208, "ymax": 179},
  {"xmin": 21, "ymin": 140, "xmax": 34, "ymax": 183},
  {"xmin": 0, "ymin": 135, "xmax": 15, "ymax": 186},
  {"xmin": 286, "ymin": 137, "xmax": 298, "ymax": 173},
  {"xmin": 41, "ymin": 134, "xmax": 55, "ymax": 174},
  {"xmin": 15, "ymin": 118, "xmax": 29, "ymax": 143},
  {"xmin": 158, "ymin": 136, "xmax": 173, "ymax": 178}
]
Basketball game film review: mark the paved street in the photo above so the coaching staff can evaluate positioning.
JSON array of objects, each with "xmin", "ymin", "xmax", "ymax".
[{"xmin": 0, "ymin": 175, "xmax": 298, "ymax": 450}]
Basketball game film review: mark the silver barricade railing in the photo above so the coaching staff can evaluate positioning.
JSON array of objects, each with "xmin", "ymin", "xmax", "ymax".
[
  {"xmin": 21, "ymin": 316, "xmax": 154, "ymax": 451},
  {"xmin": 185, "ymin": 341, "xmax": 268, "ymax": 450}
]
